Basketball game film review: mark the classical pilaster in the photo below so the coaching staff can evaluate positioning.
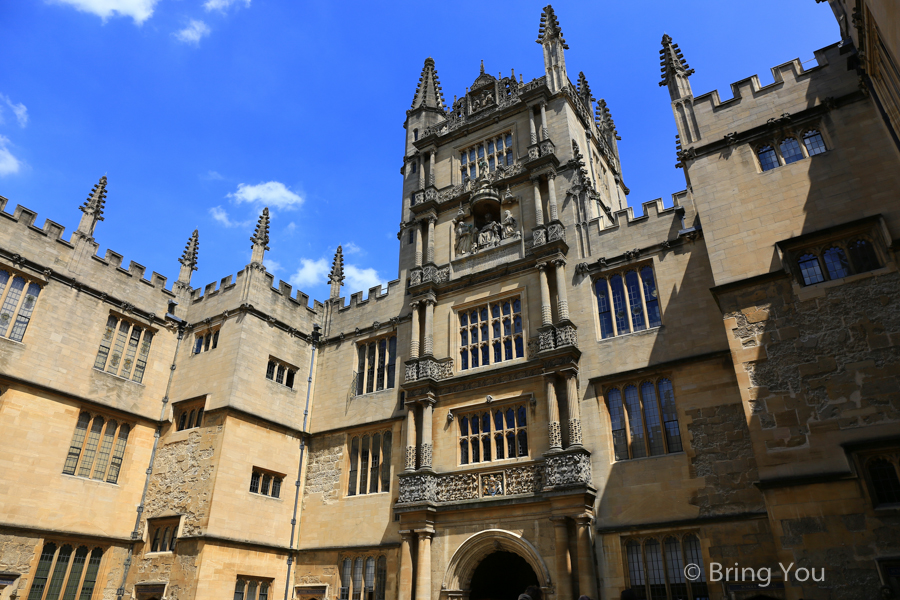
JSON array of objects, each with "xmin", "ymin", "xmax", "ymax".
[
  {"xmin": 420, "ymin": 400, "xmax": 434, "ymax": 469},
  {"xmin": 399, "ymin": 531, "xmax": 414, "ymax": 600},
  {"xmin": 547, "ymin": 171, "xmax": 559, "ymax": 222},
  {"xmin": 414, "ymin": 224, "xmax": 423, "ymax": 267},
  {"xmin": 551, "ymin": 517, "xmax": 573, "ymax": 600},
  {"xmin": 414, "ymin": 530, "xmax": 434, "ymax": 600},
  {"xmin": 418, "ymin": 156, "xmax": 425, "ymax": 189},
  {"xmin": 529, "ymin": 108, "xmax": 538, "ymax": 144},
  {"xmin": 423, "ymin": 298, "xmax": 435, "ymax": 356},
  {"xmin": 532, "ymin": 175, "xmax": 544, "ymax": 227},
  {"xmin": 546, "ymin": 374, "xmax": 561, "ymax": 451},
  {"xmin": 426, "ymin": 217, "xmax": 436, "ymax": 264},
  {"xmin": 540, "ymin": 102, "xmax": 549, "ymax": 141},
  {"xmin": 565, "ymin": 370, "xmax": 582, "ymax": 447},
  {"xmin": 575, "ymin": 516, "xmax": 597, "ymax": 599},
  {"xmin": 410, "ymin": 301, "xmax": 421, "ymax": 359},
  {"xmin": 405, "ymin": 405, "xmax": 418, "ymax": 471},
  {"xmin": 537, "ymin": 262, "xmax": 552, "ymax": 327},
  {"xmin": 429, "ymin": 151, "xmax": 435, "ymax": 186},
  {"xmin": 554, "ymin": 258, "xmax": 569, "ymax": 321}
]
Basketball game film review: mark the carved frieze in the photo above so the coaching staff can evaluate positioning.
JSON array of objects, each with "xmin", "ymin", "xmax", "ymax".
[
  {"xmin": 533, "ymin": 228, "xmax": 547, "ymax": 247},
  {"xmin": 436, "ymin": 473, "xmax": 478, "ymax": 502},
  {"xmin": 539, "ymin": 328, "xmax": 556, "ymax": 351},
  {"xmin": 505, "ymin": 465, "xmax": 545, "ymax": 495},
  {"xmin": 545, "ymin": 451, "xmax": 592, "ymax": 487},
  {"xmin": 481, "ymin": 472, "xmax": 504, "ymax": 497},
  {"xmin": 556, "ymin": 324, "xmax": 577, "ymax": 348},
  {"xmin": 397, "ymin": 473, "xmax": 438, "ymax": 504},
  {"xmin": 547, "ymin": 222, "xmax": 565, "ymax": 243},
  {"xmin": 397, "ymin": 464, "xmax": 545, "ymax": 505}
]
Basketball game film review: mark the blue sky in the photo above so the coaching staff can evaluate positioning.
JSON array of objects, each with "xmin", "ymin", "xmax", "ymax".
[{"xmin": 0, "ymin": 1, "xmax": 838, "ymax": 303}]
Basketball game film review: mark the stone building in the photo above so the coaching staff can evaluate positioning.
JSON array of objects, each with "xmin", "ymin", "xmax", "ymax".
[{"xmin": 1, "ymin": 4, "xmax": 899, "ymax": 600}]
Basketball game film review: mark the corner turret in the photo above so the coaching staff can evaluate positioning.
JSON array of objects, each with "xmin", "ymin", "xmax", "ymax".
[{"xmin": 537, "ymin": 5, "xmax": 568, "ymax": 93}]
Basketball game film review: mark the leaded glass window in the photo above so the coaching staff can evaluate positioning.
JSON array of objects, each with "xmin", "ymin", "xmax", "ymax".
[
  {"xmin": 803, "ymin": 130, "xmax": 826, "ymax": 155},
  {"xmin": 26, "ymin": 544, "xmax": 103, "ymax": 600},
  {"xmin": 458, "ymin": 402, "xmax": 528, "ymax": 465},
  {"xmin": 798, "ymin": 253, "xmax": 825, "ymax": 285},
  {"xmin": 607, "ymin": 378, "xmax": 683, "ymax": 461},
  {"xmin": 780, "ymin": 137, "xmax": 803, "ymax": 164},
  {"xmin": 459, "ymin": 131, "xmax": 515, "ymax": 181},
  {"xmin": 0, "ymin": 271, "xmax": 43, "ymax": 343},
  {"xmin": 355, "ymin": 335, "xmax": 397, "ymax": 395},
  {"xmin": 249, "ymin": 469, "xmax": 282, "ymax": 498},
  {"xmin": 867, "ymin": 457, "xmax": 900, "ymax": 506},
  {"xmin": 93, "ymin": 316, "xmax": 154, "ymax": 383},
  {"xmin": 624, "ymin": 534, "xmax": 708, "ymax": 600},
  {"xmin": 458, "ymin": 297, "xmax": 524, "ymax": 371},
  {"xmin": 63, "ymin": 413, "xmax": 131, "ymax": 483},
  {"xmin": 347, "ymin": 430, "xmax": 392, "ymax": 496},
  {"xmin": 266, "ymin": 357, "xmax": 296, "ymax": 389},
  {"xmin": 757, "ymin": 145, "xmax": 778, "ymax": 171}
]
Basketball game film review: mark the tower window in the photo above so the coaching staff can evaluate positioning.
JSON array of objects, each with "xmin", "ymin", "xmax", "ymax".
[
  {"xmin": 0, "ymin": 270, "xmax": 43, "ymax": 343},
  {"xmin": 26, "ymin": 544, "xmax": 103, "ymax": 600},
  {"xmin": 803, "ymin": 130, "xmax": 827, "ymax": 155},
  {"xmin": 266, "ymin": 357, "xmax": 297, "ymax": 389},
  {"xmin": 346, "ymin": 430, "xmax": 392, "ymax": 496},
  {"xmin": 93, "ymin": 315, "xmax": 154, "ymax": 384},
  {"xmin": 605, "ymin": 377, "xmax": 682, "ymax": 461},
  {"xmin": 458, "ymin": 132, "xmax": 515, "ymax": 181},
  {"xmin": 757, "ymin": 145, "xmax": 778, "ymax": 171},
  {"xmin": 457, "ymin": 402, "xmax": 529, "ymax": 466},
  {"xmin": 354, "ymin": 335, "xmax": 397, "ymax": 395},
  {"xmin": 62, "ymin": 411, "xmax": 131, "ymax": 484},
  {"xmin": 249, "ymin": 468, "xmax": 283, "ymax": 498},
  {"xmin": 458, "ymin": 297, "xmax": 524, "ymax": 372},
  {"xmin": 780, "ymin": 137, "xmax": 803, "ymax": 164},
  {"xmin": 594, "ymin": 265, "xmax": 661, "ymax": 339},
  {"xmin": 413, "ymin": 128, "xmax": 418, "ymax": 141},
  {"xmin": 787, "ymin": 232, "xmax": 885, "ymax": 287}
]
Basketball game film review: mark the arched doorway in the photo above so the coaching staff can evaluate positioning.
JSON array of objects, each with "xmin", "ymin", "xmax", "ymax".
[{"xmin": 469, "ymin": 551, "xmax": 539, "ymax": 600}]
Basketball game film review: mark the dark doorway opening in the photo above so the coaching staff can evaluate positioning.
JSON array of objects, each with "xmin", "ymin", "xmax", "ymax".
[{"xmin": 469, "ymin": 551, "xmax": 539, "ymax": 600}]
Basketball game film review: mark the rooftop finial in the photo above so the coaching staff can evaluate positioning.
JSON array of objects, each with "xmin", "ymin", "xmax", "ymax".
[
  {"xmin": 328, "ymin": 245, "xmax": 345, "ymax": 299},
  {"xmin": 410, "ymin": 57, "xmax": 446, "ymax": 111},
  {"xmin": 659, "ymin": 33, "xmax": 694, "ymax": 100},
  {"xmin": 250, "ymin": 207, "xmax": 270, "ymax": 266},
  {"xmin": 537, "ymin": 5, "xmax": 568, "ymax": 48},
  {"xmin": 176, "ymin": 229, "xmax": 199, "ymax": 286},
  {"xmin": 577, "ymin": 71, "xmax": 594, "ymax": 107},
  {"xmin": 537, "ymin": 5, "xmax": 569, "ymax": 93},
  {"xmin": 75, "ymin": 175, "xmax": 107, "ymax": 239},
  {"xmin": 480, "ymin": 59, "xmax": 485, "ymax": 75},
  {"xmin": 595, "ymin": 99, "xmax": 621, "ymax": 141}
]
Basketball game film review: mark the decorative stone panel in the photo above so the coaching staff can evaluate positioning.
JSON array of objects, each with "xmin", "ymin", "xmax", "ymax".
[
  {"xmin": 397, "ymin": 464, "xmax": 545, "ymax": 505},
  {"xmin": 397, "ymin": 472, "xmax": 438, "ymax": 503},
  {"xmin": 544, "ymin": 449, "xmax": 592, "ymax": 487}
]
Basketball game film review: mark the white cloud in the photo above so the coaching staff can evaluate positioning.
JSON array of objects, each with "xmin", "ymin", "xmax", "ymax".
[
  {"xmin": 342, "ymin": 242, "xmax": 363, "ymax": 255},
  {"xmin": 52, "ymin": 0, "xmax": 159, "ymax": 24},
  {"xmin": 208, "ymin": 205, "xmax": 250, "ymax": 228},
  {"xmin": 264, "ymin": 259, "xmax": 282, "ymax": 274},
  {"xmin": 202, "ymin": 170, "xmax": 223, "ymax": 180},
  {"xmin": 204, "ymin": 0, "xmax": 250, "ymax": 11},
  {"xmin": 289, "ymin": 258, "xmax": 329, "ymax": 289},
  {"xmin": 345, "ymin": 264, "xmax": 384, "ymax": 294},
  {"xmin": 174, "ymin": 20, "xmax": 210, "ymax": 45},
  {"xmin": 0, "ymin": 136, "xmax": 22, "ymax": 177},
  {"xmin": 0, "ymin": 94, "xmax": 28, "ymax": 128},
  {"xmin": 228, "ymin": 181, "xmax": 303, "ymax": 210},
  {"xmin": 285, "ymin": 222, "xmax": 297, "ymax": 234}
]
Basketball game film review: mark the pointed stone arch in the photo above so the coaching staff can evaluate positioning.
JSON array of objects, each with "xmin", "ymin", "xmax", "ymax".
[{"xmin": 441, "ymin": 529, "xmax": 552, "ymax": 598}]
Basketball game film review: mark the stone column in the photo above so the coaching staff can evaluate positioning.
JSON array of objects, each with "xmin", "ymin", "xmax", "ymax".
[
  {"xmin": 565, "ymin": 370, "xmax": 582, "ymax": 447},
  {"xmin": 532, "ymin": 175, "xmax": 544, "ymax": 226},
  {"xmin": 546, "ymin": 374, "xmax": 561, "ymax": 450},
  {"xmin": 423, "ymin": 298, "xmax": 435, "ymax": 356},
  {"xmin": 575, "ymin": 516, "xmax": 597, "ymax": 600},
  {"xmin": 547, "ymin": 171, "xmax": 559, "ymax": 222},
  {"xmin": 429, "ymin": 151, "xmax": 435, "ymax": 186},
  {"xmin": 420, "ymin": 400, "xmax": 434, "ymax": 469},
  {"xmin": 418, "ymin": 157, "xmax": 425, "ymax": 189},
  {"xmin": 414, "ymin": 224, "xmax": 423, "ymax": 267},
  {"xmin": 529, "ymin": 108, "xmax": 537, "ymax": 144},
  {"xmin": 410, "ymin": 301, "xmax": 421, "ymax": 359},
  {"xmin": 540, "ymin": 102, "xmax": 549, "ymax": 141},
  {"xmin": 405, "ymin": 405, "xmax": 417, "ymax": 471},
  {"xmin": 399, "ymin": 531, "xmax": 414, "ymax": 600},
  {"xmin": 415, "ymin": 530, "xmax": 433, "ymax": 600},
  {"xmin": 554, "ymin": 258, "xmax": 569, "ymax": 321},
  {"xmin": 426, "ymin": 217, "xmax": 436, "ymax": 264},
  {"xmin": 551, "ymin": 517, "xmax": 573, "ymax": 600},
  {"xmin": 538, "ymin": 262, "xmax": 552, "ymax": 327}
]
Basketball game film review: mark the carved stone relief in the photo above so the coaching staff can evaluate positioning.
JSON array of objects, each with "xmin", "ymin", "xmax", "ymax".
[{"xmin": 545, "ymin": 452, "xmax": 592, "ymax": 487}]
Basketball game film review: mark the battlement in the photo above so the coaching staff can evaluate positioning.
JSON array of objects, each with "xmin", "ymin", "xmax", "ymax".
[
  {"xmin": 337, "ymin": 277, "xmax": 402, "ymax": 311},
  {"xmin": 689, "ymin": 43, "xmax": 856, "ymax": 143},
  {"xmin": 602, "ymin": 191, "xmax": 687, "ymax": 230}
]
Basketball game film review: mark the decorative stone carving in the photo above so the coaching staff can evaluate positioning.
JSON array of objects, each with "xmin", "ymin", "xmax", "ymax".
[
  {"xmin": 412, "ymin": 191, "xmax": 425, "ymax": 206},
  {"xmin": 575, "ymin": 262, "xmax": 590, "ymax": 275},
  {"xmin": 545, "ymin": 452, "xmax": 592, "ymax": 487},
  {"xmin": 481, "ymin": 473, "xmax": 504, "ymax": 497},
  {"xmin": 539, "ymin": 139, "xmax": 556, "ymax": 156},
  {"xmin": 568, "ymin": 418, "xmax": 582, "ymax": 446},
  {"xmin": 505, "ymin": 465, "xmax": 545, "ymax": 495},
  {"xmin": 527, "ymin": 144, "xmax": 540, "ymax": 160},
  {"xmin": 539, "ymin": 328, "xmax": 556, "ymax": 351},
  {"xmin": 526, "ymin": 336, "xmax": 540, "ymax": 359},
  {"xmin": 405, "ymin": 363, "xmax": 418, "ymax": 383},
  {"xmin": 424, "ymin": 187, "xmax": 438, "ymax": 202},
  {"xmin": 419, "ymin": 443, "xmax": 433, "ymax": 469},
  {"xmin": 397, "ymin": 473, "xmax": 438, "ymax": 504},
  {"xmin": 547, "ymin": 222, "xmax": 565, "ymax": 242},
  {"xmin": 451, "ymin": 239, "xmax": 523, "ymax": 278},
  {"xmin": 556, "ymin": 324, "xmax": 577, "ymax": 348},
  {"xmin": 548, "ymin": 421, "xmax": 562, "ymax": 449},
  {"xmin": 477, "ymin": 221, "xmax": 502, "ymax": 250},
  {"xmin": 624, "ymin": 248, "xmax": 641, "ymax": 261},
  {"xmin": 421, "ymin": 265, "xmax": 450, "ymax": 284},
  {"xmin": 405, "ymin": 446, "xmax": 416, "ymax": 470},
  {"xmin": 409, "ymin": 269, "xmax": 422, "ymax": 286},
  {"xmin": 501, "ymin": 210, "xmax": 519, "ymax": 240},
  {"xmin": 454, "ymin": 221, "xmax": 476, "ymax": 256},
  {"xmin": 436, "ymin": 473, "xmax": 478, "ymax": 502},
  {"xmin": 533, "ymin": 228, "xmax": 547, "ymax": 247}
]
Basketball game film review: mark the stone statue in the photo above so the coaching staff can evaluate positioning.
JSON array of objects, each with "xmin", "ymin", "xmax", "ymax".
[
  {"xmin": 455, "ymin": 221, "xmax": 475, "ymax": 256},
  {"xmin": 477, "ymin": 220, "xmax": 501, "ymax": 250},
  {"xmin": 501, "ymin": 210, "xmax": 518, "ymax": 239}
]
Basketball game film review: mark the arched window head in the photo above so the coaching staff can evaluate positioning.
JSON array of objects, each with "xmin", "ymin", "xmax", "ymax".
[
  {"xmin": 803, "ymin": 130, "xmax": 826, "ymax": 155},
  {"xmin": 757, "ymin": 145, "xmax": 778, "ymax": 171},
  {"xmin": 848, "ymin": 239, "xmax": 881, "ymax": 273},
  {"xmin": 780, "ymin": 137, "xmax": 803, "ymax": 164}
]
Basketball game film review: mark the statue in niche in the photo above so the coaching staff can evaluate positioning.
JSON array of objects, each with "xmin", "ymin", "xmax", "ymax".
[
  {"xmin": 454, "ymin": 221, "xmax": 476, "ymax": 256},
  {"xmin": 501, "ymin": 210, "xmax": 519, "ymax": 239},
  {"xmin": 477, "ymin": 220, "xmax": 502, "ymax": 250}
]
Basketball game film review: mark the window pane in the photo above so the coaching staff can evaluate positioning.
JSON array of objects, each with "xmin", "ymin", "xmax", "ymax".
[
  {"xmin": 266, "ymin": 361, "xmax": 275, "ymax": 380},
  {"xmin": 352, "ymin": 559, "xmax": 363, "ymax": 600},
  {"xmin": 495, "ymin": 434, "xmax": 504, "ymax": 460},
  {"xmin": 595, "ymin": 279, "xmax": 614, "ymax": 339},
  {"xmin": 505, "ymin": 134, "xmax": 512, "ymax": 148},
  {"xmin": 356, "ymin": 346, "xmax": 366, "ymax": 395},
  {"xmin": 823, "ymin": 247, "xmax": 849, "ymax": 280},
  {"xmin": 757, "ymin": 146, "xmax": 778, "ymax": 171},
  {"xmin": 460, "ymin": 440, "xmax": 469, "ymax": 464},
  {"xmin": 780, "ymin": 137, "xmax": 803, "ymax": 164},
  {"xmin": 625, "ymin": 271, "xmax": 646, "ymax": 332},
  {"xmin": 28, "ymin": 544, "xmax": 57, "ymax": 600},
  {"xmin": 377, "ymin": 339, "xmax": 387, "ymax": 391},
  {"xmin": 640, "ymin": 383, "xmax": 665, "ymax": 456},
  {"xmin": 640, "ymin": 267, "xmax": 661, "ymax": 328},
  {"xmin": 459, "ymin": 416, "xmax": 468, "ymax": 436},
  {"xmin": 94, "ymin": 316, "xmax": 117, "ymax": 370},
  {"xmin": 76, "ymin": 549, "xmax": 102, "ymax": 600},
  {"xmin": 610, "ymin": 275, "xmax": 630, "ymax": 334},
  {"xmin": 45, "ymin": 544, "xmax": 73, "ymax": 600},
  {"xmin": 276, "ymin": 365, "xmax": 285, "ymax": 384},
  {"xmin": 132, "ymin": 332, "xmax": 153, "ymax": 383},
  {"xmin": 63, "ymin": 413, "xmax": 91, "ymax": 475},
  {"xmin": 848, "ymin": 239, "xmax": 880, "ymax": 272},
  {"xmin": 798, "ymin": 254, "xmax": 825, "ymax": 285},
  {"xmin": 92, "ymin": 420, "xmax": 117, "ymax": 480},
  {"xmin": 348, "ymin": 437, "xmax": 359, "ymax": 496},
  {"xmin": 261, "ymin": 474, "xmax": 271, "ymax": 496},
  {"xmin": 212, "ymin": 330, "xmax": 219, "ymax": 349},
  {"xmin": 259, "ymin": 584, "xmax": 269, "ymax": 600},
  {"xmin": 286, "ymin": 370, "xmax": 295, "ymax": 389},
  {"xmin": 106, "ymin": 424, "xmax": 130, "ymax": 484},
  {"xmin": 803, "ymin": 130, "xmax": 826, "ymax": 156},
  {"xmin": 340, "ymin": 560, "xmax": 351, "ymax": 600},
  {"xmin": 272, "ymin": 477, "xmax": 282, "ymax": 498},
  {"xmin": 506, "ymin": 432, "xmax": 516, "ymax": 459},
  {"xmin": 625, "ymin": 541, "xmax": 646, "ymax": 593},
  {"xmin": 494, "ymin": 411, "xmax": 503, "ymax": 430},
  {"xmin": 107, "ymin": 320, "xmax": 130, "ymax": 374},
  {"xmin": 250, "ymin": 471, "xmax": 260, "ymax": 493},
  {"xmin": 471, "ymin": 439, "xmax": 480, "ymax": 463},
  {"xmin": 9, "ymin": 283, "xmax": 41, "ymax": 342},
  {"xmin": 608, "ymin": 389, "xmax": 628, "ymax": 461},
  {"xmin": 195, "ymin": 336, "xmax": 203, "ymax": 353},
  {"xmin": 471, "ymin": 414, "xmax": 479, "ymax": 435},
  {"xmin": 505, "ymin": 408, "xmax": 514, "ymax": 429},
  {"xmin": 78, "ymin": 417, "xmax": 105, "ymax": 477},
  {"xmin": 381, "ymin": 431, "xmax": 392, "ymax": 492},
  {"xmin": 376, "ymin": 557, "xmax": 387, "ymax": 600},
  {"xmin": 61, "ymin": 547, "xmax": 89, "ymax": 600},
  {"xmin": 504, "ymin": 339, "xmax": 513, "ymax": 361},
  {"xmin": 0, "ymin": 277, "xmax": 25, "ymax": 337},
  {"xmin": 387, "ymin": 337, "xmax": 397, "ymax": 389},
  {"xmin": 493, "ymin": 341, "xmax": 501, "ymax": 363},
  {"xmin": 482, "ymin": 436, "xmax": 491, "ymax": 462},
  {"xmin": 491, "ymin": 304, "xmax": 500, "ymax": 319},
  {"xmin": 624, "ymin": 386, "xmax": 646, "ymax": 459},
  {"xmin": 684, "ymin": 535, "xmax": 708, "ymax": 600},
  {"xmin": 516, "ymin": 406, "xmax": 526, "ymax": 427},
  {"xmin": 0, "ymin": 271, "xmax": 8, "ymax": 300},
  {"xmin": 359, "ymin": 435, "xmax": 370, "ymax": 494},
  {"xmin": 506, "ymin": 150, "xmax": 513, "ymax": 166},
  {"xmin": 365, "ymin": 558, "xmax": 375, "ymax": 593},
  {"xmin": 471, "ymin": 347, "xmax": 479, "ymax": 368},
  {"xmin": 869, "ymin": 459, "xmax": 900, "ymax": 505},
  {"xmin": 645, "ymin": 540, "xmax": 667, "ymax": 600},
  {"xmin": 665, "ymin": 537, "xmax": 688, "ymax": 600},
  {"xmin": 247, "ymin": 581, "xmax": 258, "ymax": 600},
  {"xmin": 657, "ymin": 379, "xmax": 682, "ymax": 453},
  {"xmin": 487, "ymin": 141, "xmax": 494, "ymax": 154},
  {"xmin": 517, "ymin": 430, "xmax": 528, "ymax": 457},
  {"xmin": 370, "ymin": 433, "xmax": 381, "ymax": 494},
  {"xmin": 366, "ymin": 343, "xmax": 376, "ymax": 393},
  {"xmin": 481, "ymin": 344, "xmax": 489, "ymax": 366},
  {"xmin": 515, "ymin": 336, "xmax": 524, "ymax": 358}
]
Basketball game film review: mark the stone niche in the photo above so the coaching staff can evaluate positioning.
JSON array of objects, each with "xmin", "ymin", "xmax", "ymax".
[{"xmin": 451, "ymin": 176, "xmax": 523, "ymax": 278}]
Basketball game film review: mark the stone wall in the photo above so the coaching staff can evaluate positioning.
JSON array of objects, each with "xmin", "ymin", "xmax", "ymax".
[
  {"xmin": 302, "ymin": 434, "xmax": 344, "ymax": 506},
  {"xmin": 0, "ymin": 533, "xmax": 36, "ymax": 599}
]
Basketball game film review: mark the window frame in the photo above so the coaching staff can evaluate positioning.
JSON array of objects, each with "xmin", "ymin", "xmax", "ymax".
[
  {"xmin": 603, "ymin": 376, "xmax": 683, "ymax": 462},
  {"xmin": 622, "ymin": 533, "xmax": 708, "ymax": 600},
  {"xmin": 593, "ymin": 262, "xmax": 662, "ymax": 340},
  {"xmin": 338, "ymin": 554, "xmax": 387, "ymax": 600},
  {"xmin": 173, "ymin": 399, "xmax": 206, "ymax": 432},
  {"xmin": 62, "ymin": 411, "xmax": 132, "ymax": 484},
  {"xmin": 457, "ymin": 130, "xmax": 516, "ymax": 183},
  {"xmin": 753, "ymin": 126, "xmax": 829, "ymax": 173},
  {"xmin": 192, "ymin": 326, "xmax": 220, "ymax": 355},
  {"xmin": 346, "ymin": 429, "xmax": 393, "ymax": 498},
  {"xmin": 856, "ymin": 449, "xmax": 900, "ymax": 510},
  {"xmin": 354, "ymin": 333, "xmax": 398, "ymax": 397},
  {"xmin": 234, "ymin": 577, "xmax": 273, "ymax": 600},
  {"xmin": 145, "ymin": 517, "xmax": 181, "ymax": 555},
  {"xmin": 455, "ymin": 294, "xmax": 526, "ymax": 373},
  {"xmin": 25, "ymin": 542, "xmax": 104, "ymax": 600},
  {"xmin": 0, "ymin": 267, "xmax": 44, "ymax": 344},
  {"xmin": 249, "ymin": 467, "xmax": 285, "ymax": 499},
  {"xmin": 265, "ymin": 357, "xmax": 298, "ymax": 390},
  {"xmin": 93, "ymin": 314, "xmax": 155, "ymax": 384},
  {"xmin": 455, "ymin": 399, "xmax": 531, "ymax": 467}
]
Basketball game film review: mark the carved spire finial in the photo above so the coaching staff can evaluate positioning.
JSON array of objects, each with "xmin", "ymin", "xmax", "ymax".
[
  {"xmin": 537, "ymin": 5, "xmax": 568, "ymax": 48},
  {"xmin": 595, "ymin": 99, "xmax": 620, "ymax": 140},
  {"xmin": 659, "ymin": 33, "xmax": 694, "ymax": 100},
  {"xmin": 76, "ymin": 175, "xmax": 107, "ymax": 238},
  {"xmin": 537, "ymin": 5, "xmax": 569, "ymax": 93},
  {"xmin": 328, "ymin": 245, "xmax": 345, "ymax": 299},
  {"xmin": 480, "ymin": 59, "xmax": 485, "ymax": 75},
  {"xmin": 250, "ymin": 207, "xmax": 270, "ymax": 265},
  {"xmin": 410, "ymin": 57, "xmax": 445, "ymax": 111},
  {"xmin": 177, "ymin": 229, "xmax": 199, "ymax": 286},
  {"xmin": 577, "ymin": 72, "xmax": 593, "ymax": 105}
]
